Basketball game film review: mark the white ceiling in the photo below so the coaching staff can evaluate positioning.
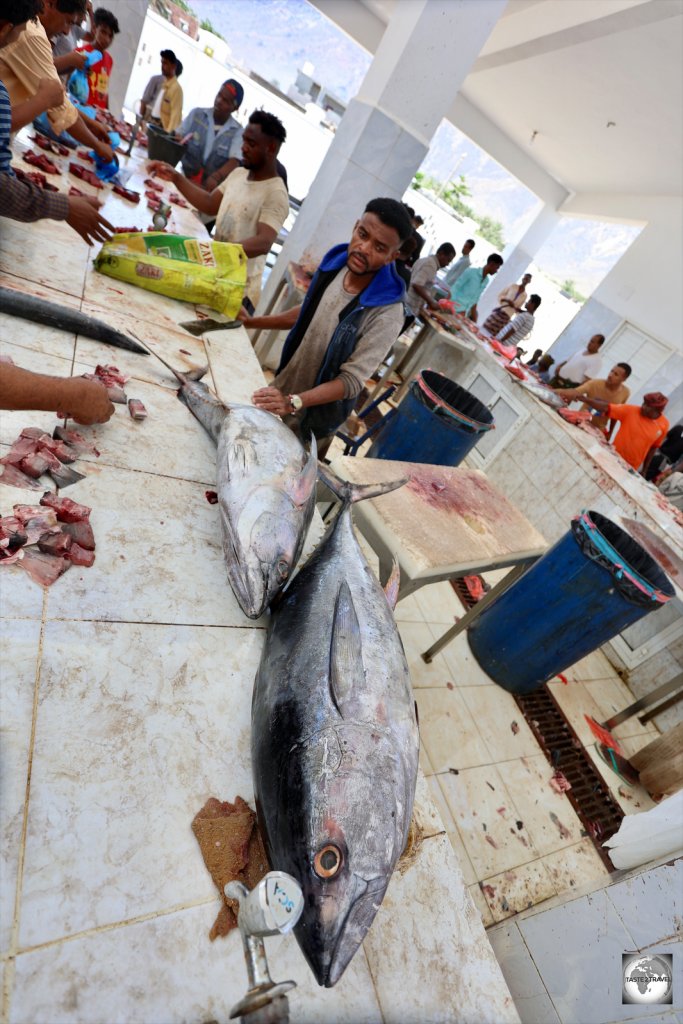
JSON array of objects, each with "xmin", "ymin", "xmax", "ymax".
[{"xmin": 313, "ymin": 0, "xmax": 683, "ymax": 199}]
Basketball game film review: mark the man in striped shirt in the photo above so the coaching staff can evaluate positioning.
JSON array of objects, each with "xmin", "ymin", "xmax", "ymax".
[{"xmin": 495, "ymin": 294, "xmax": 542, "ymax": 346}]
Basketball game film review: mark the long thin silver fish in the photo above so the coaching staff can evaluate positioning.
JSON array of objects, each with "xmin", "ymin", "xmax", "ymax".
[
  {"xmin": 173, "ymin": 366, "xmax": 317, "ymax": 618},
  {"xmin": 0, "ymin": 287, "xmax": 148, "ymax": 355},
  {"xmin": 252, "ymin": 464, "xmax": 419, "ymax": 986}
]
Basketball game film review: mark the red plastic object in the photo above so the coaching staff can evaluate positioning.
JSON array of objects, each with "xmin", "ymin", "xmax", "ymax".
[{"xmin": 584, "ymin": 714, "xmax": 623, "ymax": 755}]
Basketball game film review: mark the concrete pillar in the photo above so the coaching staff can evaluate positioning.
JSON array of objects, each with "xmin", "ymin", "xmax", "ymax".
[
  {"xmin": 107, "ymin": 0, "xmax": 148, "ymax": 118},
  {"xmin": 259, "ymin": 0, "xmax": 507, "ymax": 311},
  {"xmin": 477, "ymin": 203, "xmax": 561, "ymax": 321}
]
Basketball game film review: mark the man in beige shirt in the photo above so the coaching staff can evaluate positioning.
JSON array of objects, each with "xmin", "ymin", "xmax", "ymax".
[
  {"xmin": 240, "ymin": 197, "xmax": 412, "ymax": 451},
  {"xmin": 0, "ymin": 0, "xmax": 113, "ymax": 162},
  {"xmin": 555, "ymin": 362, "xmax": 632, "ymax": 435},
  {"xmin": 148, "ymin": 109, "xmax": 288, "ymax": 307}
]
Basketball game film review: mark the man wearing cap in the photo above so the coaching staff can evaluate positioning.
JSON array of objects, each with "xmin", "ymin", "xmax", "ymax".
[
  {"xmin": 140, "ymin": 49, "xmax": 183, "ymax": 133},
  {"xmin": 175, "ymin": 79, "xmax": 244, "ymax": 191},
  {"xmin": 581, "ymin": 392, "xmax": 670, "ymax": 475}
]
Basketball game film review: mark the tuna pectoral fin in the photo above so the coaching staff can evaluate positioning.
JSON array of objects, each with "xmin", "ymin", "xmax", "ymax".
[
  {"xmin": 285, "ymin": 436, "xmax": 318, "ymax": 507},
  {"xmin": 318, "ymin": 464, "xmax": 408, "ymax": 506},
  {"xmin": 329, "ymin": 580, "xmax": 364, "ymax": 717},
  {"xmin": 383, "ymin": 558, "xmax": 400, "ymax": 610}
]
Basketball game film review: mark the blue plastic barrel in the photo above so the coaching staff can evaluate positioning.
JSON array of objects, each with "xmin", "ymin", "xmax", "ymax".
[
  {"xmin": 467, "ymin": 511, "xmax": 675, "ymax": 694},
  {"xmin": 368, "ymin": 370, "xmax": 494, "ymax": 466}
]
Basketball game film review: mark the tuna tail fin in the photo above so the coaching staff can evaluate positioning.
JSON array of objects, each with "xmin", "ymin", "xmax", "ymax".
[
  {"xmin": 317, "ymin": 464, "xmax": 408, "ymax": 506},
  {"xmin": 130, "ymin": 333, "xmax": 208, "ymax": 386}
]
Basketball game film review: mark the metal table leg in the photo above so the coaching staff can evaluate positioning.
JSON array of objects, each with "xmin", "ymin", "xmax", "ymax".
[
  {"xmin": 421, "ymin": 559, "xmax": 536, "ymax": 662},
  {"xmin": 602, "ymin": 673, "xmax": 683, "ymax": 729}
]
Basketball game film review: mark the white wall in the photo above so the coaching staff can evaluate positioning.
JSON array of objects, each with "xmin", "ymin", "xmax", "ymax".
[
  {"xmin": 123, "ymin": 10, "xmax": 333, "ymax": 202},
  {"xmin": 560, "ymin": 195, "xmax": 683, "ymax": 352}
]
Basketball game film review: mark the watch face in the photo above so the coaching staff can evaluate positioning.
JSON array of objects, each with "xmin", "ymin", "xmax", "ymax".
[{"xmin": 290, "ymin": 395, "xmax": 302, "ymax": 411}]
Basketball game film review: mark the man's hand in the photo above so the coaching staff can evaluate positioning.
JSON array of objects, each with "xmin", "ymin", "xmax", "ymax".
[
  {"xmin": 237, "ymin": 304, "xmax": 255, "ymax": 327},
  {"xmin": 68, "ymin": 50, "xmax": 88, "ymax": 71},
  {"xmin": 147, "ymin": 160, "xmax": 178, "ymax": 183},
  {"xmin": 93, "ymin": 139, "xmax": 114, "ymax": 163},
  {"xmin": 91, "ymin": 120, "xmax": 111, "ymax": 144},
  {"xmin": 63, "ymin": 377, "xmax": 115, "ymax": 425},
  {"xmin": 252, "ymin": 386, "xmax": 292, "ymax": 417},
  {"xmin": 36, "ymin": 76, "xmax": 65, "ymax": 110},
  {"xmin": 66, "ymin": 196, "xmax": 114, "ymax": 246},
  {"xmin": 554, "ymin": 388, "xmax": 580, "ymax": 400}
]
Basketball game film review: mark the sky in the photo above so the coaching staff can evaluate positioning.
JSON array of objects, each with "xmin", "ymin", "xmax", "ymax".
[{"xmin": 185, "ymin": 0, "xmax": 640, "ymax": 296}]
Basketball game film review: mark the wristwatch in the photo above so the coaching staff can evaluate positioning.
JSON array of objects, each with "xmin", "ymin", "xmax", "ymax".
[{"xmin": 289, "ymin": 394, "xmax": 303, "ymax": 412}]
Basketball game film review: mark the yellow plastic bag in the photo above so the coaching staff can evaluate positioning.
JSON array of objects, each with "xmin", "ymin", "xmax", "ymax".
[{"xmin": 94, "ymin": 234, "xmax": 247, "ymax": 318}]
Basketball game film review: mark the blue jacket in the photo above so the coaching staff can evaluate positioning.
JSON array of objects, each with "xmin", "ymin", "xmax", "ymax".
[{"xmin": 278, "ymin": 243, "xmax": 405, "ymax": 438}]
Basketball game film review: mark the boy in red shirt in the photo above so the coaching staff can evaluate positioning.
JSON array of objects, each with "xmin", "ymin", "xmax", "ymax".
[{"xmin": 79, "ymin": 7, "xmax": 118, "ymax": 109}]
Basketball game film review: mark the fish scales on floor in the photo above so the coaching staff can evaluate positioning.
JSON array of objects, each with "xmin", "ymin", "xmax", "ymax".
[
  {"xmin": 176, "ymin": 366, "xmax": 317, "ymax": 619},
  {"xmin": 251, "ymin": 466, "xmax": 419, "ymax": 987}
]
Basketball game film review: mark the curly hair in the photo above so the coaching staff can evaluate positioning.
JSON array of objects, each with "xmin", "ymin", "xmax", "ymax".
[
  {"xmin": 4, "ymin": 0, "xmax": 43, "ymax": 26},
  {"xmin": 248, "ymin": 109, "xmax": 287, "ymax": 146},
  {"xmin": 94, "ymin": 7, "xmax": 120, "ymax": 33}
]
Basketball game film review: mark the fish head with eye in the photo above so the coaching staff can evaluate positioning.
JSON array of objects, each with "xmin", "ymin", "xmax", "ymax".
[
  {"xmin": 221, "ymin": 495, "xmax": 302, "ymax": 619},
  {"xmin": 278, "ymin": 723, "xmax": 412, "ymax": 987}
]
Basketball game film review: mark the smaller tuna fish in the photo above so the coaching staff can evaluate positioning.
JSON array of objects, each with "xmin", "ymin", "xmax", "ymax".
[{"xmin": 177, "ymin": 368, "xmax": 317, "ymax": 619}]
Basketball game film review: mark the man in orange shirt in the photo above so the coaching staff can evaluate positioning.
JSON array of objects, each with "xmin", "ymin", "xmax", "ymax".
[{"xmin": 584, "ymin": 392, "xmax": 669, "ymax": 475}]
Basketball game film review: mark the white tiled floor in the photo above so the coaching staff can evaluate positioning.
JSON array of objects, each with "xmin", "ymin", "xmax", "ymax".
[{"xmin": 388, "ymin": 567, "xmax": 661, "ymax": 928}]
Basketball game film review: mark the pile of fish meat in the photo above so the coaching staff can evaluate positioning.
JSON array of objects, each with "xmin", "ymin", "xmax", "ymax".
[
  {"xmin": 0, "ymin": 425, "xmax": 99, "ymax": 490},
  {"xmin": 0, "ymin": 492, "xmax": 95, "ymax": 585},
  {"xmin": 83, "ymin": 365, "xmax": 146, "ymax": 420}
]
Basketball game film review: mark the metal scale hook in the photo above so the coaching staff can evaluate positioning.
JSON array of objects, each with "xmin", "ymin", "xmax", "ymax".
[{"xmin": 226, "ymin": 871, "xmax": 304, "ymax": 1024}]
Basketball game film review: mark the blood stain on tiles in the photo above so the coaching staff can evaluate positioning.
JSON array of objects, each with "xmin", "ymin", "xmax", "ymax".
[{"xmin": 549, "ymin": 812, "xmax": 571, "ymax": 839}]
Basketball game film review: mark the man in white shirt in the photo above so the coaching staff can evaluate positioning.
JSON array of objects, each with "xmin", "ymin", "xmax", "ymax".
[
  {"xmin": 148, "ymin": 109, "xmax": 289, "ymax": 307},
  {"xmin": 550, "ymin": 334, "xmax": 605, "ymax": 387},
  {"xmin": 444, "ymin": 238, "xmax": 475, "ymax": 287},
  {"xmin": 405, "ymin": 242, "xmax": 455, "ymax": 314}
]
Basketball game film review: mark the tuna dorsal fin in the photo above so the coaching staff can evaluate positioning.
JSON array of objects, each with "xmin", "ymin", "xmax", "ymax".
[
  {"xmin": 284, "ymin": 435, "xmax": 318, "ymax": 507},
  {"xmin": 329, "ymin": 580, "xmax": 364, "ymax": 717},
  {"xmin": 383, "ymin": 558, "xmax": 401, "ymax": 610},
  {"xmin": 318, "ymin": 463, "xmax": 408, "ymax": 506}
]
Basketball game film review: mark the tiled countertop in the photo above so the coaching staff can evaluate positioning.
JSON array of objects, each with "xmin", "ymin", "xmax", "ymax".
[{"xmin": 0, "ymin": 149, "xmax": 518, "ymax": 1023}]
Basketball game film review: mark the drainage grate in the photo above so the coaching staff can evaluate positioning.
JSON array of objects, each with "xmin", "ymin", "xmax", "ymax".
[
  {"xmin": 449, "ymin": 576, "xmax": 624, "ymax": 871},
  {"xmin": 514, "ymin": 687, "xmax": 623, "ymax": 871}
]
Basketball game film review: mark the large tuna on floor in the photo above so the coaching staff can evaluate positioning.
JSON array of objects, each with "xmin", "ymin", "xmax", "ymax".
[
  {"xmin": 178, "ymin": 370, "xmax": 317, "ymax": 619},
  {"xmin": 252, "ymin": 465, "xmax": 419, "ymax": 987}
]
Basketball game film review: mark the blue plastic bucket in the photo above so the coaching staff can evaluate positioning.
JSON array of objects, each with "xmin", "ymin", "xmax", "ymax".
[
  {"xmin": 367, "ymin": 370, "xmax": 494, "ymax": 466},
  {"xmin": 467, "ymin": 510, "xmax": 675, "ymax": 694}
]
